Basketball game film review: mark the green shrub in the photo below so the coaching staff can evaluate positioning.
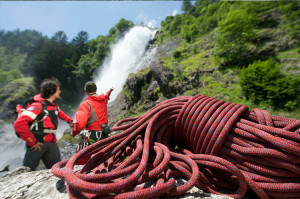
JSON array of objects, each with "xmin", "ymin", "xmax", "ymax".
[
  {"xmin": 173, "ymin": 50, "xmax": 181, "ymax": 59},
  {"xmin": 58, "ymin": 134, "xmax": 77, "ymax": 143},
  {"xmin": 240, "ymin": 59, "xmax": 299, "ymax": 110}
]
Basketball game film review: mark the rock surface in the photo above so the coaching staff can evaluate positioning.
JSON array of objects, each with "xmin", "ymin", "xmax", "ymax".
[
  {"xmin": 0, "ymin": 167, "xmax": 234, "ymax": 199},
  {"xmin": 0, "ymin": 167, "xmax": 67, "ymax": 199}
]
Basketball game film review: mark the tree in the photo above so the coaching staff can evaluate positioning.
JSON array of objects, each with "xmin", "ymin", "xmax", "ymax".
[
  {"xmin": 215, "ymin": 8, "xmax": 259, "ymax": 67},
  {"xmin": 181, "ymin": 18, "xmax": 200, "ymax": 42},
  {"xmin": 71, "ymin": 31, "xmax": 89, "ymax": 64},
  {"xmin": 182, "ymin": 0, "xmax": 195, "ymax": 15},
  {"xmin": 108, "ymin": 18, "xmax": 134, "ymax": 41},
  {"xmin": 194, "ymin": 0, "xmax": 212, "ymax": 17}
]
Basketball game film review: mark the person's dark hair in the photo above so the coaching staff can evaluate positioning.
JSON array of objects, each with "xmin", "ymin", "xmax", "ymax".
[
  {"xmin": 40, "ymin": 77, "xmax": 61, "ymax": 99},
  {"xmin": 84, "ymin": 81, "xmax": 97, "ymax": 93}
]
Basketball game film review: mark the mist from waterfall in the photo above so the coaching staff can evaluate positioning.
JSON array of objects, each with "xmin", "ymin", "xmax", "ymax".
[{"xmin": 94, "ymin": 26, "xmax": 156, "ymax": 102}]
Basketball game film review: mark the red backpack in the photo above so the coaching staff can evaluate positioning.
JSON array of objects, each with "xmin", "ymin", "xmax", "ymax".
[{"xmin": 15, "ymin": 98, "xmax": 48, "ymax": 136}]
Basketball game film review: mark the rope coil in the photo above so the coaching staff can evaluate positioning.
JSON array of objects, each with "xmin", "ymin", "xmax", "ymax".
[{"xmin": 52, "ymin": 94, "xmax": 300, "ymax": 199}]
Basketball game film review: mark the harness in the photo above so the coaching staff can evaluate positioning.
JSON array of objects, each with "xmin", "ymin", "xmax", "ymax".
[
  {"xmin": 29, "ymin": 102, "xmax": 48, "ymax": 132},
  {"xmin": 76, "ymin": 124, "xmax": 110, "ymax": 152},
  {"xmin": 77, "ymin": 130, "xmax": 106, "ymax": 152},
  {"xmin": 30, "ymin": 101, "xmax": 59, "ymax": 142}
]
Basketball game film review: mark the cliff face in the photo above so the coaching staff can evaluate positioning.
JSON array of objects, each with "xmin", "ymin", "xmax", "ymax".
[{"xmin": 107, "ymin": 40, "xmax": 218, "ymax": 125}]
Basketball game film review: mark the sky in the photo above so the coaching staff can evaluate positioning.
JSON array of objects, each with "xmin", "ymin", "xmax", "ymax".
[{"xmin": 0, "ymin": 1, "xmax": 183, "ymax": 41}]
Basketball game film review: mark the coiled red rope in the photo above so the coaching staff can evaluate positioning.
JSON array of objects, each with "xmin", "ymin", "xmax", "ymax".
[{"xmin": 51, "ymin": 94, "xmax": 300, "ymax": 199}]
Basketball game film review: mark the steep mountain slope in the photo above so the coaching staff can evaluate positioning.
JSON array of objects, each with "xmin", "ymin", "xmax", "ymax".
[{"xmin": 109, "ymin": 1, "xmax": 300, "ymax": 122}]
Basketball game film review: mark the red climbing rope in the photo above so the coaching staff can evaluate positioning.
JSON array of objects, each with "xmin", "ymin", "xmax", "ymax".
[{"xmin": 51, "ymin": 94, "xmax": 300, "ymax": 199}]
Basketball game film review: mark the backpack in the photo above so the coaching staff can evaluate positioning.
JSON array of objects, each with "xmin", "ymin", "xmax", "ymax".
[{"xmin": 15, "ymin": 97, "xmax": 49, "ymax": 136}]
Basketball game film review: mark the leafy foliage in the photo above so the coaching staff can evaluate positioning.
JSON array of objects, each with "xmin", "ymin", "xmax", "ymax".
[
  {"xmin": 0, "ymin": 77, "xmax": 36, "ymax": 121},
  {"xmin": 0, "ymin": 46, "xmax": 25, "ymax": 87},
  {"xmin": 181, "ymin": 0, "xmax": 195, "ymax": 15},
  {"xmin": 0, "ymin": 68, "xmax": 23, "ymax": 88},
  {"xmin": 0, "ymin": 29, "xmax": 45, "ymax": 53},
  {"xmin": 215, "ymin": 8, "xmax": 259, "ymax": 67},
  {"xmin": 108, "ymin": 18, "xmax": 134, "ymax": 42},
  {"xmin": 240, "ymin": 59, "xmax": 299, "ymax": 110}
]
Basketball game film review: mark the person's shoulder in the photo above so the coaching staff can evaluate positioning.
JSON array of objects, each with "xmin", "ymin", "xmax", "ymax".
[
  {"xmin": 33, "ymin": 94, "xmax": 45, "ymax": 102},
  {"xmin": 95, "ymin": 94, "xmax": 106, "ymax": 100},
  {"xmin": 26, "ymin": 102, "xmax": 43, "ymax": 112},
  {"xmin": 78, "ymin": 99, "xmax": 90, "ymax": 107},
  {"xmin": 30, "ymin": 101, "xmax": 44, "ymax": 107}
]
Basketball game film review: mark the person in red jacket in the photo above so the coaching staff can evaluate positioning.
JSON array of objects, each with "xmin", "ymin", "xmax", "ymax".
[
  {"xmin": 14, "ymin": 77, "xmax": 74, "ymax": 171},
  {"xmin": 71, "ymin": 81, "xmax": 113, "ymax": 156}
]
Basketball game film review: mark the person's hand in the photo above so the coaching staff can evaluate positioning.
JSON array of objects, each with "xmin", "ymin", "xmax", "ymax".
[
  {"xmin": 68, "ymin": 121, "xmax": 74, "ymax": 128},
  {"xmin": 31, "ymin": 142, "xmax": 43, "ymax": 151},
  {"xmin": 110, "ymin": 87, "xmax": 114, "ymax": 92}
]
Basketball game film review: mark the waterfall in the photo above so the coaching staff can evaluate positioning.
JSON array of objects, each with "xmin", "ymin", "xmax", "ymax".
[
  {"xmin": 94, "ymin": 26, "xmax": 156, "ymax": 102},
  {"xmin": 0, "ymin": 124, "xmax": 25, "ymax": 173}
]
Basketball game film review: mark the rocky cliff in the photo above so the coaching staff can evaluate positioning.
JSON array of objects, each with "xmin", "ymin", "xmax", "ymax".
[{"xmin": 107, "ymin": 40, "xmax": 218, "ymax": 126}]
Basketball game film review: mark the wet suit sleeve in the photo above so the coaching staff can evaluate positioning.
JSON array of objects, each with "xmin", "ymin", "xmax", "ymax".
[
  {"xmin": 72, "ymin": 101, "xmax": 90, "ymax": 137},
  {"xmin": 13, "ymin": 102, "xmax": 43, "ymax": 147},
  {"xmin": 104, "ymin": 90, "xmax": 112, "ymax": 102},
  {"xmin": 58, "ymin": 108, "xmax": 73, "ymax": 123}
]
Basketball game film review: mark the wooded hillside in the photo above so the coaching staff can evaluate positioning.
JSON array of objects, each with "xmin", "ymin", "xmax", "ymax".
[
  {"xmin": 122, "ymin": 0, "xmax": 299, "ymax": 120},
  {"xmin": 0, "ymin": 1, "xmax": 299, "ymax": 122}
]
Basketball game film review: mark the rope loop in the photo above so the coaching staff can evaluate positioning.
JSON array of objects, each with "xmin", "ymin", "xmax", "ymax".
[{"xmin": 51, "ymin": 94, "xmax": 300, "ymax": 199}]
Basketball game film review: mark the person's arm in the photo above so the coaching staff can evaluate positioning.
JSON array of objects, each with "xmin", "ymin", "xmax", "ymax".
[
  {"xmin": 72, "ymin": 102, "xmax": 90, "ymax": 137},
  {"xmin": 57, "ymin": 106, "xmax": 74, "ymax": 128},
  {"xmin": 13, "ymin": 102, "xmax": 43, "ymax": 147},
  {"xmin": 58, "ymin": 108, "xmax": 73, "ymax": 123},
  {"xmin": 104, "ymin": 87, "xmax": 114, "ymax": 102}
]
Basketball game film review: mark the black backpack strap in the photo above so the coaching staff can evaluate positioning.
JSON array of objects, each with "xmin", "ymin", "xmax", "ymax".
[
  {"xmin": 30, "ymin": 102, "xmax": 48, "ymax": 132},
  {"xmin": 35, "ymin": 102, "xmax": 48, "ymax": 121}
]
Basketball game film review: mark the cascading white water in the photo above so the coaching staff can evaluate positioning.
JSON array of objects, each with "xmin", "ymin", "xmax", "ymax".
[
  {"xmin": 94, "ymin": 26, "xmax": 156, "ymax": 102},
  {"xmin": 0, "ymin": 124, "xmax": 25, "ymax": 173}
]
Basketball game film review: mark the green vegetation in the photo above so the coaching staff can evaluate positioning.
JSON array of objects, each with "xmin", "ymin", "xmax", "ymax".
[
  {"xmin": 0, "ymin": 77, "xmax": 36, "ymax": 121},
  {"xmin": 0, "ymin": 77, "xmax": 36, "ymax": 107},
  {"xmin": 240, "ymin": 59, "xmax": 299, "ymax": 110},
  {"xmin": 58, "ymin": 134, "xmax": 77, "ymax": 143},
  {"xmin": 156, "ymin": 1, "xmax": 300, "ymax": 119},
  {"xmin": 215, "ymin": 8, "xmax": 259, "ymax": 67},
  {"xmin": 0, "ymin": 1, "xmax": 299, "ymax": 121}
]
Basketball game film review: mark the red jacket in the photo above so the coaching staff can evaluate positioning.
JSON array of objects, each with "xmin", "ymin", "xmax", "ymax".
[
  {"xmin": 72, "ymin": 90, "xmax": 112, "ymax": 136},
  {"xmin": 13, "ymin": 94, "xmax": 73, "ymax": 147}
]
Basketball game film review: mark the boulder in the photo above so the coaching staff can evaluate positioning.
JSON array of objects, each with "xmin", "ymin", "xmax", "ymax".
[{"xmin": 150, "ymin": 60, "xmax": 175, "ymax": 98}]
